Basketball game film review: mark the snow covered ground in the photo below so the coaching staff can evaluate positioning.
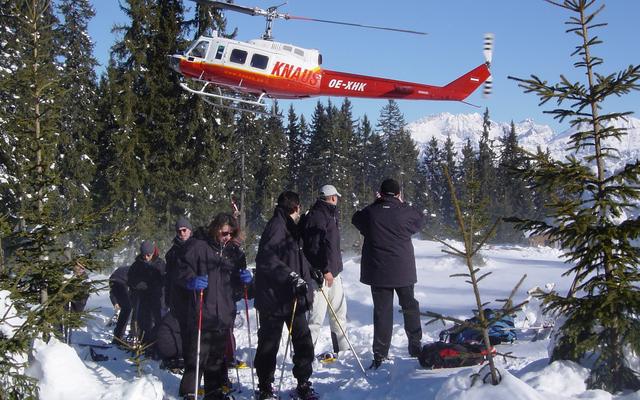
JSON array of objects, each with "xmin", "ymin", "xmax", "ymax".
[{"xmin": 23, "ymin": 239, "xmax": 640, "ymax": 399}]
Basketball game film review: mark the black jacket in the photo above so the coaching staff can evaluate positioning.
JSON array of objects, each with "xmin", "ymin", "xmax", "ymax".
[
  {"xmin": 302, "ymin": 199, "xmax": 343, "ymax": 277},
  {"xmin": 127, "ymin": 256, "xmax": 166, "ymax": 303},
  {"xmin": 177, "ymin": 237, "xmax": 238, "ymax": 331},
  {"xmin": 165, "ymin": 236, "xmax": 195, "ymax": 317},
  {"xmin": 109, "ymin": 265, "xmax": 130, "ymax": 305},
  {"xmin": 209, "ymin": 239, "xmax": 250, "ymax": 302},
  {"xmin": 255, "ymin": 206, "xmax": 314, "ymax": 317},
  {"xmin": 352, "ymin": 196, "xmax": 425, "ymax": 287}
]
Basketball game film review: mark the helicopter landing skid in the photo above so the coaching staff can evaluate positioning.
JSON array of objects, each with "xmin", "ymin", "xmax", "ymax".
[{"xmin": 180, "ymin": 82, "xmax": 274, "ymax": 116}]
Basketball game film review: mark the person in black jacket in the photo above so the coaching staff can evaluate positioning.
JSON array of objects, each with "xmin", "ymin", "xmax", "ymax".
[
  {"xmin": 352, "ymin": 178, "xmax": 425, "ymax": 369},
  {"xmin": 109, "ymin": 265, "xmax": 131, "ymax": 343},
  {"xmin": 302, "ymin": 184, "xmax": 348, "ymax": 360},
  {"xmin": 177, "ymin": 219, "xmax": 246, "ymax": 400},
  {"xmin": 164, "ymin": 217, "xmax": 196, "ymax": 359},
  {"xmin": 128, "ymin": 240, "xmax": 166, "ymax": 346},
  {"xmin": 254, "ymin": 191, "xmax": 317, "ymax": 400},
  {"xmin": 207, "ymin": 212, "xmax": 251, "ymax": 387}
]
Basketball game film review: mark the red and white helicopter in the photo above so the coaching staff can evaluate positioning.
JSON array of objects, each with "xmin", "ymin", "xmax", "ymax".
[{"xmin": 170, "ymin": 0, "xmax": 494, "ymax": 113}]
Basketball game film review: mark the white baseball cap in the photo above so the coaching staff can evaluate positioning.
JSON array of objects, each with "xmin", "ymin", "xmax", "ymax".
[{"xmin": 319, "ymin": 184, "xmax": 341, "ymax": 197}]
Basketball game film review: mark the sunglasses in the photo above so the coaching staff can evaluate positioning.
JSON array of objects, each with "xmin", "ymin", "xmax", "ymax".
[
  {"xmin": 177, "ymin": 228, "xmax": 189, "ymax": 233},
  {"xmin": 220, "ymin": 231, "xmax": 232, "ymax": 237}
]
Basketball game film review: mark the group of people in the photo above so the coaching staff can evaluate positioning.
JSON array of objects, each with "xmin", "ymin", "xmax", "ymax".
[{"xmin": 108, "ymin": 177, "xmax": 425, "ymax": 400}]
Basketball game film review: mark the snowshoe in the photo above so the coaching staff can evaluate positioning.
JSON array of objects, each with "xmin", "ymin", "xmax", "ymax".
[
  {"xmin": 291, "ymin": 381, "xmax": 319, "ymax": 400},
  {"xmin": 228, "ymin": 358, "xmax": 249, "ymax": 369},
  {"xmin": 316, "ymin": 351, "xmax": 337, "ymax": 364}
]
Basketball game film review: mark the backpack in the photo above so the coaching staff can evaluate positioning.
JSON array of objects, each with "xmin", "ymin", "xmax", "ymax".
[
  {"xmin": 418, "ymin": 342, "xmax": 489, "ymax": 369},
  {"xmin": 440, "ymin": 309, "xmax": 517, "ymax": 345}
]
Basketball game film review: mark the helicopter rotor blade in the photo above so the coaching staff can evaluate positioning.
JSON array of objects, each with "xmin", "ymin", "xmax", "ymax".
[
  {"xmin": 286, "ymin": 15, "xmax": 427, "ymax": 36},
  {"xmin": 482, "ymin": 33, "xmax": 495, "ymax": 98}
]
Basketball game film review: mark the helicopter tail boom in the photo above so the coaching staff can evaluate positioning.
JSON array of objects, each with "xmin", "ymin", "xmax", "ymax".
[{"xmin": 318, "ymin": 63, "xmax": 490, "ymax": 101}]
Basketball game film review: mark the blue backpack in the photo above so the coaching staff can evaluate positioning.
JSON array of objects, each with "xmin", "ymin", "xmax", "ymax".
[{"xmin": 440, "ymin": 309, "xmax": 516, "ymax": 345}]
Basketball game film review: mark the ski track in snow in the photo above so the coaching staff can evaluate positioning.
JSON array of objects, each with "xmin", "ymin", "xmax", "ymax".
[{"xmin": 27, "ymin": 239, "xmax": 640, "ymax": 400}]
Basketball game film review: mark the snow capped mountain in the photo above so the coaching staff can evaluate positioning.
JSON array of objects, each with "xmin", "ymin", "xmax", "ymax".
[{"xmin": 406, "ymin": 112, "xmax": 640, "ymax": 170}]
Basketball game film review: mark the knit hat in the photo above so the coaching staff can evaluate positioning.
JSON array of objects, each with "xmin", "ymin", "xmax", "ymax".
[
  {"xmin": 140, "ymin": 240, "xmax": 155, "ymax": 256},
  {"xmin": 175, "ymin": 216, "xmax": 192, "ymax": 231},
  {"xmin": 380, "ymin": 179, "xmax": 400, "ymax": 196}
]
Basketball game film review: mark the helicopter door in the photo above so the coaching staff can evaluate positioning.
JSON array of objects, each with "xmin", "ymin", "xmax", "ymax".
[{"xmin": 186, "ymin": 40, "xmax": 211, "ymax": 62}]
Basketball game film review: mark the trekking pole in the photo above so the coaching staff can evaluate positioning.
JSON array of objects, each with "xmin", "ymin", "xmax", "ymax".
[
  {"xmin": 66, "ymin": 301, "xmax": 73, "ymax": 345},
  {"xmin": 228, "ymin": 328, "xmax": 241, "ymax": 393},
  {"xmin": 194, "ymin": 289, "xmax": 205, "ymax": 399},
  {"xmin": 243, "ymin": 286, "xmax": 256, "ymax": 397},
  {"xmin": 319, "ymin": 287, "xmax": 367, "ymax": 377},
  {"xmin": 277, "ymin": 297, "xmax": 298, "ymax": 395}
]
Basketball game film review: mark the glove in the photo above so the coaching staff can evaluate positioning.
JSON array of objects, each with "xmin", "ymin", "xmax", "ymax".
[
  {"xmin": 310, "ymin": 269, "xmax": 324, "ymax": 286},
  {"xmin": 288, "ymin": 271, "xmax": 308, "ymax": 296},
  {"xmin": 239, "ymin": 269, "xmax": 253, "ymax": 285},
  {"xmin": 187, "ymin": 275, "xmax": 208, "ymax": 290},
  {"xmin": 134, "ymin": 282, "xmax": 148, "ymax": 291}
]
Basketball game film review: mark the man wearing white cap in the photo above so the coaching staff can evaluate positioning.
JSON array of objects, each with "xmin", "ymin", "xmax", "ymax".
[{"xmin": 301, "ymin": 184, "xmax": 349, "ymax": 361}]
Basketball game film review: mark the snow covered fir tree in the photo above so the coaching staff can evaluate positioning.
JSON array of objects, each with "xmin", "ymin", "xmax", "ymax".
[
  {"xmin": 508, "ymin": 0, "xmax": 640, "ymax": 392},
  {"xmin": 2, "ymin": 0, "xmax": 640, "ymax": 399}
]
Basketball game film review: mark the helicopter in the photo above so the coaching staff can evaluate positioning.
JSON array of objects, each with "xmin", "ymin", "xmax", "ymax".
[{"xmin": 169, "ymin": 0, "xmax": 494, "ymax": 114}]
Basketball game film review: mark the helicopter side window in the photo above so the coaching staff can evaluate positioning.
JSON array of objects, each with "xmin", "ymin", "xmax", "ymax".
[
  {"xmin": 250, "ymin": 54, "xmax": 269, "ymax": 70},
  {"xmin": 215, "ymin": 45, "xmax": 225, "ymax": 60},
  {"xmin": 188, "ymin": 41, "xmax": 209, "ymax": 59},
  {"xmin": 294, "ymin": 48, "xmax": 304, "ymax": 57},
  {"xmin": 230, "ymin": 49, "xmax": 248, "ymax": 65}
]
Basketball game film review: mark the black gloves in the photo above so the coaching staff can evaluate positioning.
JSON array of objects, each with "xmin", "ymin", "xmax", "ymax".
[
  {"xmin": 310, "ymin": 269, "xmax": 324, "ymax": 287},
  {"xmin": 288, "ymin": 271, "xmax": 308, "ymax": 296}
]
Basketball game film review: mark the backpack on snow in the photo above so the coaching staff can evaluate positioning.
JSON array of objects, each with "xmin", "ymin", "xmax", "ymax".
[
  {"xmin": 418, "ymin": 342, "xmax": 490, "ymax": 369},
  {"xmin": 440, "ymin": 308, "xmax": 516, "ymax": 345}
]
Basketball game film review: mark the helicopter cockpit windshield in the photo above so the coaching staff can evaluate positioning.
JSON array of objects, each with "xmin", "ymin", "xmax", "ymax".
[{"xmin": 187, "ymin": 39, "xmax": 211, "ymax": 60}]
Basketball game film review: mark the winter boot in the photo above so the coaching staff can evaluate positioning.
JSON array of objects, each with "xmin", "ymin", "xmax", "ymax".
[
  {"xmin": 408, "ymin": 342, "xmax": 422, "ymax": 358},
  {"xmin": 369, "ymin": 353, "xmax": 386, "ymax": 370},
  {"xmin": 296, "ymin": 381, "xmax": 319, "ymax": 400},
  {"xmin": 257, "ymin": 384, "xmax": 277, "ymax": 400}
]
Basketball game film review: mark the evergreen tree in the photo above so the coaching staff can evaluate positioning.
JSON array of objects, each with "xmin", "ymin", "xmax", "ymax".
[
  {"xmin": 0, "ymin": 2, "xmax": 110, "ymax": 397},
  {"xmin": 476, "ymin": 108, "xmax": 498, "ymax": 238},
  {"xmin": 417, "ymin": 137, "xmax": 446, "ymax": 236},
  {"xmin": 56, "ymin": 0, "xmax": 99, "ymax": 245},
  {"xmin": 303, "ymin": 101, "xmax": 330, "ymax": 202},
  {"xmin": 509, "ymin": 0, "xmax": 640, "ymax": 391},
  {"xmin": 253, "ymin": 103, "xmax": 287, "ymax": 224},
  {"xmin": 376, "ymin": 100, "xmax": 419, "ymax": 201},
  {"xmin": 457, "ymin": 139, "xmax": 490, "ymax": 244},
  {"xmin": 440, "ymin": 135, "xmax": 458, "ymax": 233},
  {"xmin": 285, "ymin": 105, "xmax": 306, "ymax": 192},
  {"xmin": 495, "ymin": 121, "xmax": 531, "ymax": 242}
]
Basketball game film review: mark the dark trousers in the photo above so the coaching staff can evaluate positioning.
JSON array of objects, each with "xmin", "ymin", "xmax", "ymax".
[
  {"xmin": 110, "ymin": 283, "xmax": 132, "ymax": 340},
  {"xmin": 254, "ymin": 310, "xmax": 314, "ymax": 388},
  {"xmin": 180, "ymin": 327, "xmax": 227, "ymax": 398},
  {"xmin": 371, "ymin": 285, "xmax": 422, "ymax": 357},
  {"xmin": 132, "ymin": 293, "xmax": 161, "ymax": 345}
]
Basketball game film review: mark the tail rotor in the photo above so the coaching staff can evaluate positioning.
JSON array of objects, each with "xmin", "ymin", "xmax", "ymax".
[{"xmin": 483, "ymin": 33, "xmax": 494, "ymax": 98}]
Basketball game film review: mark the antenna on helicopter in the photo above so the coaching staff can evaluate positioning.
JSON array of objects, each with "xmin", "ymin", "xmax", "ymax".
[{"xmin": 193, "ymin": 0, "xmax": 427, "ymax": 40}]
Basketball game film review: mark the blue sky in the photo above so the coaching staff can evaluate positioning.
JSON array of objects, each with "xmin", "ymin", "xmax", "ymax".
[{"xmin": 88, "ymin": 1, "xmax": 640, "ymax": 131}]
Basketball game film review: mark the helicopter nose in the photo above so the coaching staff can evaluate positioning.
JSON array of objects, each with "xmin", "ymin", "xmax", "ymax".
[{"xmin": 168, "ymin": 54, "xmax": 183, "ymax": 73}]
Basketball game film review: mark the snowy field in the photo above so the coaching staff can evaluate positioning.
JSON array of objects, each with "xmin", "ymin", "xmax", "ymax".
[{"xmin": 23, "ymin": 239, "xmax": 640, "ymax": 399}]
